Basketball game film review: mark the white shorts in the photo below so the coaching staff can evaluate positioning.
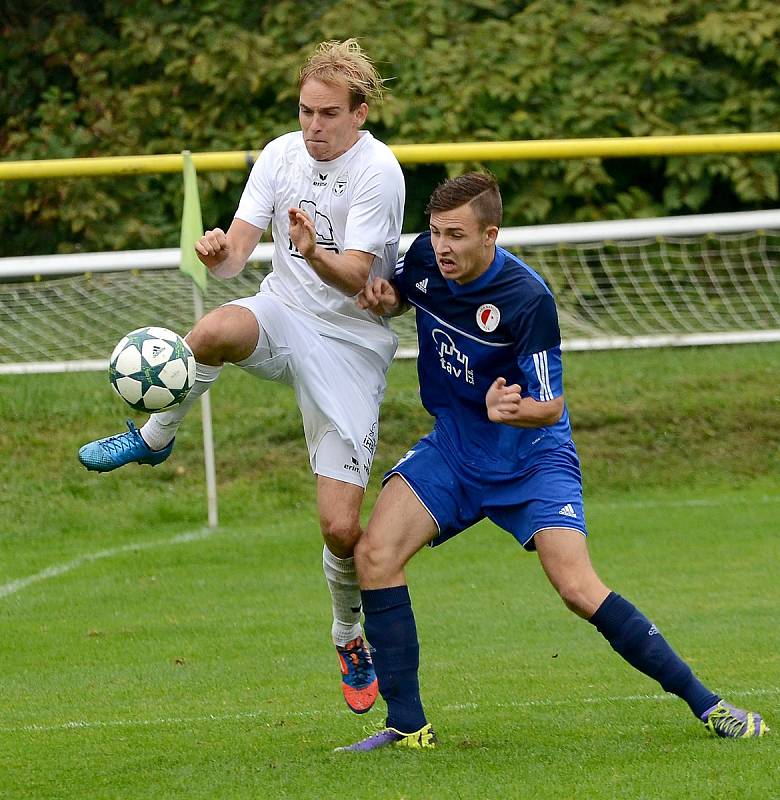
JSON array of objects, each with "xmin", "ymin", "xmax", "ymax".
[{"xmin": 227, "ymin": 294, "xmax": 388, "ymax": 489}]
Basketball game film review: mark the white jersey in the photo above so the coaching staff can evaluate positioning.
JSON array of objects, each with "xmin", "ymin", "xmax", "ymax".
[{"xmin": 234, "ymin": 130, "xmax": 405, "ymax": 365}]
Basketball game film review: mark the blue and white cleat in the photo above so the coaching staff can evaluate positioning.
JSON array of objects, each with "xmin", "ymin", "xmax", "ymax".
[
  {"xmin": 334, "ymin": 723, "xmax": 437, "ymax": 752},
  {"xmin": 78, "ymin": 420, "xmax": 173, "ymax": 473},
  {"xmin": 702, "ymin": 701, "xmax": 768, "ymax": 738}
]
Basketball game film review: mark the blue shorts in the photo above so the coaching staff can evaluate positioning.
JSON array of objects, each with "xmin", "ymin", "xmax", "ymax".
[{"xmin": 385, "ymin": 434, "xmax": 587, "ymax": 550}]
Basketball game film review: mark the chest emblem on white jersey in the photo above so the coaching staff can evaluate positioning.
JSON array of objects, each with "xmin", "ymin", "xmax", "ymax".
[
  {"xmin": 476, "ymin": 303, "xmax": 500, "ymax": 332},
  {"xmin": 313, "ymin": 172, "xmax": 328, "ymax": 187},
  {"xmin": 334, "ymin": 177, "xmax": 347, "ymax": 196},
  {"xmin": 432, "ymin": 329, "xmax": 474, "ymax": 385},
  {"xmin": 289, "ymin": 200, "xmax": 338, "ymax": 257}
]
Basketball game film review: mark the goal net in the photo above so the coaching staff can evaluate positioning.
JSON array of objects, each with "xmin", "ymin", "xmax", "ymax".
[{"xmin": 1, "ymin": 209, "xmax": 779, "ymax": 374}]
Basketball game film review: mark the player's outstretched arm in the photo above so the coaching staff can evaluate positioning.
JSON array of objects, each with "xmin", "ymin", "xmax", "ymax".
[
  {"xmin": 288, "ymin": 207, "xmax": 373, "ymax": 295},
  {"xmin": 195, "ymin": 218, "xmax": 263, "ymax": 279},
  {"xmin": 486, "ymin": 377, "xmax": 564, "ymax": 428},
  {"xmin": 356, "ymin": 277, "xmax": 406, "ymax": 316}
]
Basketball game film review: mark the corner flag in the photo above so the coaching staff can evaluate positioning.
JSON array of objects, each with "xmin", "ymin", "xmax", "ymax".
[{"xmin": 179, "ymin": 150, "xmax": 208, "ymax": 294}]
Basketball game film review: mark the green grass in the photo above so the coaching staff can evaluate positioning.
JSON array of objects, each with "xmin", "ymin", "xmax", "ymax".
[{"xmin": 1, "ymin": 345, "xmax": 779, "ymax": 799}]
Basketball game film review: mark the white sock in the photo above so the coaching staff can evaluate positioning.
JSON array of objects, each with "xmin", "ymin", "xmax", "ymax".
[
  {"xmin": 140, "ymin": 362, "xmax": 222, "ymax": 451},
  {"xmin": 322, "ymin": 545, "xmax": 363, "ymax": 647}
]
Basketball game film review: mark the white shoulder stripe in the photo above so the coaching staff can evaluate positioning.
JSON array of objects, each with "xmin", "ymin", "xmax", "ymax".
[
  {"xmin": 409, "ymin": 299, "xmax": 513, "ymax": 348},
  {"xmin": 542, "ymin": 351, "xmax": 553, "ymax": 400},
  {"xmin": 532, "ymin": 350, "xmax": 553, "ymax": 401}
]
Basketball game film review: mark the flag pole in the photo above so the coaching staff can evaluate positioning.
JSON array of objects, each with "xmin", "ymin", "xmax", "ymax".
[
  {"xmin": 191, "ymin": 285, "xmax": 218, "ymax": 528},
  {"xmin": 180, "ymin": 149, "xmax": 218, "ymax": 528}
]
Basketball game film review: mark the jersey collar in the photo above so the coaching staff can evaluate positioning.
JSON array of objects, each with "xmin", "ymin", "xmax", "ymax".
[{"xmin": 446, "ymin": 247, "xmax": 506, "ymax": 295}]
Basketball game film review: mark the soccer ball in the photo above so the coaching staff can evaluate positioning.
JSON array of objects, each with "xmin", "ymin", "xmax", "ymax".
[{"xmin": 109, "ymin": 327, "xmax": 196, "ymax": 412}]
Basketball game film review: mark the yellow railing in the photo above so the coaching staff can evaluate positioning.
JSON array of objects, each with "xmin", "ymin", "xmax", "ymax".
[{"xmin": 1, "ymin": 132, "xmax": 780, "ymax": 181}]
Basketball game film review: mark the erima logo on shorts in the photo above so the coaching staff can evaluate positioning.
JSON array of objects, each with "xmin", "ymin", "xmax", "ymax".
[
  {"xmin": 476, "ymin": 303, "xmax": 500, "ymax": 332},
  {"xmin": 343, "ymin": 457, "xmax": 361, "ymax": 474}
]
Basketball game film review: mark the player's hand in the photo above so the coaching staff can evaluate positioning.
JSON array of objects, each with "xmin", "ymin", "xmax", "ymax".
[
  {"xmin": 195, "ymin": 228, "xmax": 229, "ymax": 271},
  {"xmin": 356, "ymin": 277, "xmax": 402, "ymax": 315},
  {"xmin": 485, "ymin": 376, "xmax": 524, "ymax": 422},
  {"xmin": 288, "ymin": 207, "xmax": 317, "ymax": 260}
]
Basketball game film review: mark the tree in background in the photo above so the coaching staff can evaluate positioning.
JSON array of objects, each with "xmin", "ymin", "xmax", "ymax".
[{"xmin": 1, "ymin": 0, "xmax": 779, "ymax": 256}]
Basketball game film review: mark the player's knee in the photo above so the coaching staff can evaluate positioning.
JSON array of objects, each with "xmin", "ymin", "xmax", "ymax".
[
  {"xmin": 354, "ymin": 534, "xmax": 394, "ymax": 585},
  {"xmin": 555, "ymin": 578, "xmax": 595, "ymax": 619},
  {"xmin": 320, "ymin": 513, "xmax": 361, "ymax": 554},
  {"xmin": 186, "ymin": 307, "xmax": 258, "ymax": 365}
]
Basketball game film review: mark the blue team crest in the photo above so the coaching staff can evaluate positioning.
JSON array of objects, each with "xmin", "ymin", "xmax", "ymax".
[{"xmin": 476, "ymin": 303, "xmax": 500, "ymax": 332}]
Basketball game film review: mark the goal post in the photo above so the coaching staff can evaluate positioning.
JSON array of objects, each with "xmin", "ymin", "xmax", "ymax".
[{"xmin": 2, "ymin": 208, "xmax": 779, "ymax": 373}]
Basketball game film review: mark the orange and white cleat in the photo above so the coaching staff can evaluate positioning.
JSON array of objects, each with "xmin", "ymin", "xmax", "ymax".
[{"xmin": 336, "ymin": 635, "xmax": 378, "ymax": 714}]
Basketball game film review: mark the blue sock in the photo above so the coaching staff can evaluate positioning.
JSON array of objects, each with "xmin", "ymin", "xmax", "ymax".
[
  {"xmin": 589, "ymin": 592, "xmax": 720, "ymax": 719},
  {"xmin": 361, "ymin": 585, "xmax": 427, "ymax": 733}
]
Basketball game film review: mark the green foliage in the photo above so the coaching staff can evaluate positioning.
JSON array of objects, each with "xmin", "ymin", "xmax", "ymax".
[{"xmin": 2, "ymin": 0, "xmax": 780, "ymax": 255}]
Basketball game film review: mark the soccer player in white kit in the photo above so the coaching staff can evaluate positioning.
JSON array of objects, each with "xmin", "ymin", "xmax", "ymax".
[{"xmin": 78, "ymin": 39, "xmax": 405, "ymax": 714}]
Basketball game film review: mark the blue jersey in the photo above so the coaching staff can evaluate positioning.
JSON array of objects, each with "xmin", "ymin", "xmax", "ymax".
[{"xmin": 394, "ymin": 233, "xmax": 572, "ymax": 473}]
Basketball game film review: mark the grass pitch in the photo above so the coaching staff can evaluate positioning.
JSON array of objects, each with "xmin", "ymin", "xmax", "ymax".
[{"xmin": 1, "ymin": 345, "xmax": 778, "ymax": 799}]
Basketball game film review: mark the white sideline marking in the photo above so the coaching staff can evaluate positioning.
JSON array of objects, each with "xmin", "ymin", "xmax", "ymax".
[
  {"xmin": 1, "ymin": 493, "xmax": 778, "ymax": 602},
  {"xmin": 0, "ymin": 528, "xmax": 216, "ymax": 600},
  {"xmin": 3, "ymin": 687, "xmax": 777, "ymax": 735}
]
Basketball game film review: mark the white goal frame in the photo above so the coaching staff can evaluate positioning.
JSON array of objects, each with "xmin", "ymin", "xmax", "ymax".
[{"xmin": 2, "ymin": 207, "xmax": 779, "ymax": 374}]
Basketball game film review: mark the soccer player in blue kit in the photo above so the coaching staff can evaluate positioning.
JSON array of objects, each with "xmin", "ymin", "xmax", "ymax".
[{"xmin": 336, "ymin": 172, "xmax": 768, "ymax": 751}]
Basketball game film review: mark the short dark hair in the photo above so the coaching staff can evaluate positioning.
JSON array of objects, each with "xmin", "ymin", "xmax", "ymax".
[{"xmin": 425, "ymin": 172, "xmax": 502, "ymax": 228}]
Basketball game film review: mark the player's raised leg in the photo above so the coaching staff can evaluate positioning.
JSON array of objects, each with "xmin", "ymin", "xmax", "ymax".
[
  {"xmin": 78, "ymin": 305, "xmax": 259, "ymax": 472},
  {"xmin": 534, "ymin": 527, "xmax": 768, "ymax": 738},
  {"xmin": 336, "ymin": 476, "xmax": 439, "ymax": 751}
]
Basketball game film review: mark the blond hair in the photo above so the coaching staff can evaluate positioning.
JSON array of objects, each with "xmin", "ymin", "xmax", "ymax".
[{"xmin": 299, "ymin": 39, "xmax": 385, "ymax": 109}]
